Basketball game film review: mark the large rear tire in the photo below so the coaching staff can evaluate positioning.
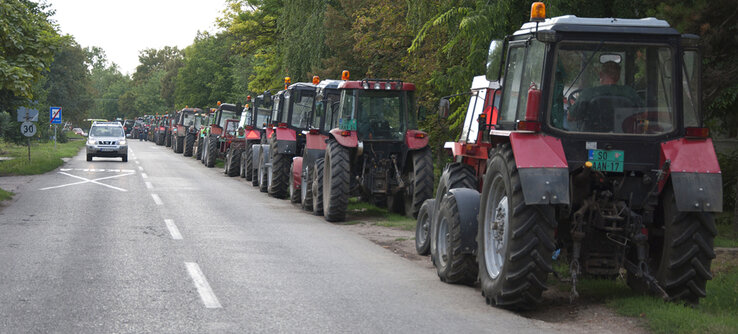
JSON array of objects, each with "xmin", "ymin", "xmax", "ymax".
[
  {"xmin": 648, "ymin": 186, "xmax": 716, "ymax": 304},
  {"xmin": 205, "ymin": 136, "xmax": 217, "ymax": 168},
  {"xmin": 404, "ymin": 148, "xmax": 434, "ymax": 218},
  {"xmin": 478, "ymin": 145, "xmax": 556, "ymax": 310},
  {"xmin": 183, "ymin": 133, "xmax": 195, "ymax": 157},
  {"xmin": 226, "ymin": 147, "xmax": 242, "ymax": 177},
  {"xmin": 415, "ymin": 199, "xmax": 435, "ymax": 255},
  {"xmin": 323, "ymin": 139, "xmax": 350, "ymax": 222},
  {"xmin": 244, "ymin": 144, "xmax": 254, "ymax": 181},
  {"xmin": 312, "ymin": 159, "xmax": 325, "ymax": 216},
  {"xmin": 175, "ymin": 136, "xmax": 184, "ymax": 153},
  {"xmin": 268, "ymin": 137, "xmax": 291, "ymax": 199}
]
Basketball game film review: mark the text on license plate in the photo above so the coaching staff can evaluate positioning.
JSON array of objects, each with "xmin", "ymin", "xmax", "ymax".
[{"xmin": 587, "ymin": 149, "xmax": 624, "ymax": 172}]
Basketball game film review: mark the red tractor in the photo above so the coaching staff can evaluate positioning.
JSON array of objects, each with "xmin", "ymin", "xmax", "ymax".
[
  {"xmin": 311, "ymin": 77, "xmax": 434, "ymax": 222},
  {"xmin": 201, "ymin": 102, "xmax": 241, "ymax": 168},
  {"xmin": 429, "ymin": 3, "xmax": 722, "ymax": 310},
  {"xmin": 414, "ymin": 76, "xmax": 500, "ymax": 260},
  {"xmin": 239, "ymin": 92, "xmax": 273, "ymax": 183},
  {"xmin": 288, "ymin": 77, "xmax": 342, "ymax": 213},
  {"xmin": 254, "ymin": 79, "xmax": 317, "ymax": 198},
  {"xmin": 171, "ymin": 107, "xmax": 202, "ymax": 154}
]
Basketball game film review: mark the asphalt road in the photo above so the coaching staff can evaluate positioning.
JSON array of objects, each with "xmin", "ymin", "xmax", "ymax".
[{"xmin": 0, "ymin": 140, "xmax": 563, "ymax": 333}]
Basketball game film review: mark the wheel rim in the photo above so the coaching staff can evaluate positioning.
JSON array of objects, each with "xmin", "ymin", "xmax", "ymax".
[
  {"xmin": 417, "ymin": 210, "xmax": 430, "ymax": 245},
  {"xmin": 437, "ymin": 216, "xmax": 449, "ymax": 268},
  {"xmin": 301, "ymin": 166, "xmax": 308, "ymax": 202},
  {"xmin": 258, "ymin": 156, "xmax": 264, "ymax": 185},
  {"xmin": 484, "ymin": 175, "xmax": 508, "ymax": 279},
  {"xmin": 267, "ymin": 161, "xmax": 273, "ymax": 187}
]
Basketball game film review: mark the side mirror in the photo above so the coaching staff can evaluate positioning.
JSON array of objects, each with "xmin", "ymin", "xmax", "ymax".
[
  {"xmin": 438, "ymin": 98, "xmax": 450, "ymax": 118},
  {"xmin": 486, "ymin": 39, "xmax": 504, "ymax": 81}
]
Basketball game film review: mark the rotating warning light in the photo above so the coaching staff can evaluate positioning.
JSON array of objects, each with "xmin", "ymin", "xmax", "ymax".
[
  {"xmin": 312, "ymin": 76, "xmax": 320, "ymax": 85},
  {"xmin": 530, "ymin": 2, "xmax": 546, "ymax": 22},
  {"xmin": 341, "ymin": 70, "xmax": 350, "ymax": 80}
]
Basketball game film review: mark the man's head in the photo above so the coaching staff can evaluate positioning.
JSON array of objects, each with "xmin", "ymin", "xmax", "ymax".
[{"xmin": 599, "ymin": 61, "xmax": 621, "ymax": 85}]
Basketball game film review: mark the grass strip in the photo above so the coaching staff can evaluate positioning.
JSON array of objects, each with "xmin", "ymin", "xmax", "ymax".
[
  {"xmin": 0, "ymin": 187, "xmax": 13, "ymax": 201},
  {"xmin": 346, "ymin": 197, "xmax": 416, "ymax": 230},
  {"xmin": 0, "ymin": 139, "xmax": 85, "ymax": 176}
]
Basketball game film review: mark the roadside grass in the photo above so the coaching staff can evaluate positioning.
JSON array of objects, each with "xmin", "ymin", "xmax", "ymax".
[
  {"xmin": 215, "ymin": 159, "xmax": 224, "ymax": 169},
  {"xmin": 550, "ymin": 254, "xmax": 738, "ymax": 334},
  {"xmin": 715, "ymin": 212, "xmax": 738, "ymax": 248},
  {"xmin": 0, "ymin": 187, "xmax": 13, "ymax": 201},
  {"xmin": 0, "ymin": 139, "xmax": 85, "ymax": 176},
  {"xmin": 345, "ymin": 197, "xmax": 416, "ymax": 231}
]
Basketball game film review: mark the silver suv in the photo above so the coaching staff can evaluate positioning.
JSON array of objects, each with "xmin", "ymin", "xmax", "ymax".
[{"xmin": 86, "ymin": 121, "xmax": 128, "ymax": 162}]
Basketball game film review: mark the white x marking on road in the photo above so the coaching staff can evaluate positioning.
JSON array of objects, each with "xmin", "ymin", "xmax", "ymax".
[{"xmin": 40, "ymin": 172, "xmax": 134, "ymax": 192}]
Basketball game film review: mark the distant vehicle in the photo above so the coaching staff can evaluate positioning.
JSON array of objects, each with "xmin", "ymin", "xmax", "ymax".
[
  {"xmin": 72, "ymin": 128, "xmax": 87, "ymax": 136},
  {"xmin": 86, "ymin": 121, "xmax": 128, "ymax": 162},
  {"xmin": 123, "ymin": 119, "xmax": 135, "ymax": 137}
]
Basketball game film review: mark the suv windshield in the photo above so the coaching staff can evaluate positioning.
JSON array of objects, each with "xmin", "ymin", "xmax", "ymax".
[
  {"xmin": 550, "ymin": 41, "xmax": 674, "ymax": 135},
  {"xmin": 90, "ymin": 126, "xmax": 124, "ymax": 137}
]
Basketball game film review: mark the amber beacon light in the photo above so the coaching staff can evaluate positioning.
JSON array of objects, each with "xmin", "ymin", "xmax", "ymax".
[
  {"xmin": 341, "ymin": 70, "xmax": 350, "ymax": 81},
  {"xmin": 312, "ymin": 76, "xmax": 320, "ymax": 85},
  {"xmin": 530, "ymin": 2, "xmax": 546, "ymax": 22}
]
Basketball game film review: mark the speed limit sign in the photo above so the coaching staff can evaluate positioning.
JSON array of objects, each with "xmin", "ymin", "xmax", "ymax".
[{"xmin": 20, "ymin": 121, "xmax": 37, "ymax": 137}]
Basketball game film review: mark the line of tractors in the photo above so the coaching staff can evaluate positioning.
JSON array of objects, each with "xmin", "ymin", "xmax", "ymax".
[{"xmin": 140, "ymin": 3, "xmax": 723, "ymax": 311}]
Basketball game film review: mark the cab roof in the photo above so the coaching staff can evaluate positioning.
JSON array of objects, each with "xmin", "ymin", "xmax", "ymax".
[
  {"xmin": 514, "ymin": 15, "xmax": 679, "ymax": 36},
  {"xmin": 338, "ymin": 79, "xmax": 416, "ymax": 91}
]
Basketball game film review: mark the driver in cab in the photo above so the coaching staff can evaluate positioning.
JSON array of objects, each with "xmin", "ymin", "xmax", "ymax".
[{"xmin": 566, "ymin": 61, "xmax": 642, "ymax": 131}]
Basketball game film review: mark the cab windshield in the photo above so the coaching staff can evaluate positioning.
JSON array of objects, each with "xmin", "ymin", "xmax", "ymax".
[
  {"xmin": 182, "ymin": 112, "xmax": 195, "ymax": 126},
  {"xmin": 355, "ymin": 90, "xmax": 410, "ymax": 141},
  {"xmin": 550, "ymin": 41, "xmax": 675, "ymax": 135},
  {"xmin": 219, "ymin": 110, "xmax": 239, "ymax": 128}
]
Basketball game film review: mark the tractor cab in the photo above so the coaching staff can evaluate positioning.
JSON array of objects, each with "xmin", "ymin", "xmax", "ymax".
[
  {"xmin": 212, "ymin": 102, "xmax": 241, "ymax": 138},
  {"xmin": 269, "ymin": 82, "xmax": 317, "ymax": 156},
  {"xmin": 239, "ymin": 93, "xmax": 272, "ymax": 142}
]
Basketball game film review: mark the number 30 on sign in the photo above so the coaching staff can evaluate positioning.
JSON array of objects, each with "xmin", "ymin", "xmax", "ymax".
[{"xmin": 21, "ymin": 121, "xmax": 37, "ymax": 137}]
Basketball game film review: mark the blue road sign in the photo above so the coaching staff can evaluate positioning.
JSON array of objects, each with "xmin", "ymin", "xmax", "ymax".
[{"xmin": 50, "ymin": 107, "xmax": 62, "ymax": 124}]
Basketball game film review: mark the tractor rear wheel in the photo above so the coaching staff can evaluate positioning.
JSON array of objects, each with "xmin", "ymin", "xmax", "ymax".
[
  {"xmin": 323, "ymin": 139, "xmax": 350, "ymax": 222},
  {"xmin": 174, "ymin": 135, "xmax": 184, "ymax": 153},
  {"xmin": 301, "ymin": 163, "xmax": 313, "ymax": 211},
  {"xmin": 183, "ymin": 133, "xmax": 195, "ymax": 157},
  {"xmin": 258, "ymin": 148, "xmax": 268, "ymax": 192},
  {"xmin": 478, "ymin": 145, "xmax": 556, "ymax": 310},
  {"xmin": 435, "ymin": 190, "xmax": 478, "ymax": 285},
  {"xmin": 226, "ymin": 147, "xmax": 242, "ymax": 177},
  {"xmin": 268, "ymin": 137, "xmax": 290, "ymax": 199},
  {"xmin": 289, "ymin": 162, "xmax": 301, "ymax": 203},
  {"xmin": 205, "ymin": 136, "xmax": 217, "ymax": 168},
  {"xmin": 244, "ymin": 144, "xmax": 254, "ymax": 181},
  {"xmin": 404, "ymin": 148, "xmax": 434, "ymax": 218},
  {"xmin": 312, "ymin": 158, "xmax": 325, "ymax": 216},
  {"xmin": 641, "ymin": 186, "xmax": 716, "ymax": 304},
  {"xmin": 415, "ymin": 199, "xmax": 435, "ymax": 255},
  {"xmin": 165, "ymin": 133, "xmax": 172, "ymax": 147},
  {"xmin": 430, "ymin": 163, "xmax": 477, "ymax": 265}
]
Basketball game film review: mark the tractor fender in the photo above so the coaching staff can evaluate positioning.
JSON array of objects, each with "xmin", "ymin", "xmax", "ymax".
[
  {"xmin": 509, "ymin": 132, "xmax": 570, "ymax": 205},
  {"xmin": 405, "ymin": 130, "xmax": 429, "ymax": 150},
  {"xmin": 329, "ymin": 129, "xmax": 358, "ymax": 148},
  {"xmin": 292, "ymin": 157, "xmax": 303, "ymax": 189},
  {"xmin": 275, "ymin": 127, "xmax": 297, "ymax": 141},
  {"xmin": 446, "ymin": 188, "xmax": 480, "ymax": 255},
  {"xmin": 661, "ymin": 138, "xmax": 722, "ymax": 212}
]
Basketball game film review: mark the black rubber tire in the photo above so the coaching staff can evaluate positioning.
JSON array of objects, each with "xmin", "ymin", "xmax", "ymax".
[
  {"xmin": 196, "ymin": 137, "xmax": 204, "ymax": 160},
  {"xmin": 226, "ymin": 148, "xmax": 242, "ymax": 177},
  {"xmin": 87, "ymin": 154, "xmax": 92, "ymax": 161},
  {"xmin": 289, "ymin": 162, "xmax": 301, "ymax": 203},
  {"xmin": 245, "ymin": 144, "xmax": 254, "ymax": 181},
  {"xmin": 435, "ymin": 192, "xmax": 478, "ymax": 285},
  {"xmin": 430, "ymin": 163, "xmax": 477, "ymax": 265},
  {"xmin": 165, "ymin": 133, "xmax": 172, "ymax": 147},
  {"xmin": 174, "ymin": 136, "xmax": 184, "ymax": 153},
  {"xmin": 647, "ymin": 186, "xmax": 716, "ymax": 304},
  {"xmin": 323, "ymin": 139, "xmax": 350, "ymax": 222},
  {"xmin": 404, "ymin": 148, "xmax": 434, "ymax": 218},
  {"xmin": 205, "ymin": 136, "xmax": 217, "ymax": 168},
  {"xmin": 268, "ymin": 137, "xmax": 291, "ymax": 199},
  {"xmin": 258, "ymin": 149, "xmax": 268, "ymax": 193},
  {"xmin": 477, "ymin": 144, "xmax": 556, "ymax": 310},
  {"xmin": 415, "ymin": 199, "xmax": 435, "ymax": 255},
  {"xmin": 122, "ymin": 154, "xmax": 128, "ymax": 162},
  {"xmin": 301, "ymin": 162, "xmax": 313, "ymax": 211},
  {"xmin": 183, "ymin": 133, "xmax": 195, "ymax": 157},
  {"xmin": 312, "ymin": 158, "xmax": 325, "ymax": 216}
]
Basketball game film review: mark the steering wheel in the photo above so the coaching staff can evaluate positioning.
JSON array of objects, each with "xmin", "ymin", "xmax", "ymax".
[{"xmin": 567, "ymin": 88, "xmax": 583, "ymax": 107}]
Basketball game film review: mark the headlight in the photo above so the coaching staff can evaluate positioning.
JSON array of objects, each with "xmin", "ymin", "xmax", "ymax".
[
  {"xmin": 87, "ymin": 138, "xmax": 95, "ymax": 145},
  {"xmin": 119, "ymin": 140, "xmax": 127, "ymax": 145}
]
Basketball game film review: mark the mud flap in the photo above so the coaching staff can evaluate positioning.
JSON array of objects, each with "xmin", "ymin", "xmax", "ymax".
[
  {"xmin": 447, "ymin": 188, "xmax": 480, "ymax": 255},
  {"xmin": 518, "ymin": 168, "xmax": 570, "ymax": 205},
  {"xmin": 670, "ymin": 172, "xmax": 723, "ymax": 212}
]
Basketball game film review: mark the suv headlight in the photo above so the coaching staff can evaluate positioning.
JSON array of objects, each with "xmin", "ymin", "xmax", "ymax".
[
  {"xmin": 119, "ymin": 139, "xmax": 127, "ymax": 145},
  {"xmin": 87, "ymin": 138, "xmax": 95, "ymax": 145}
]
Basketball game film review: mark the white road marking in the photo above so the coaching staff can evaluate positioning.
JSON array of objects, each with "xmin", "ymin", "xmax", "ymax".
[
  {"xmin": 59, "ymin": 168, "xmax": 134, "ymax": 173},
  {"xmin": 164, "ymin": 219, "xmax": 183, "ymax": 240},
  {"xmin": 141, "ymin": 173, "xmax": 148, "ymax": 179},
  {"xmin": 135, "ymin": 160, "xmax": 140, "ymax": 165},
  {"xmin": 185, "ymin": 262, "xmax": 222, "ymax": 309},
  {"xmin": 138, "ymin": 166, "xmax": 144, "ymax": 171},
  {"xmin": 145, "ymin": 181, "xmax": 153, "ymax": 189},
  {"xmin": 40, "ymin": 172, "xmax": 133, "ymax": 192},
  {"xmin": 151, "ymin": 194, "xmax": 163, "ymax": 205}
]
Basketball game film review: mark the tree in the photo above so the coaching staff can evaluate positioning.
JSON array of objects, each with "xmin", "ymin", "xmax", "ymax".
[{"xmin": 41, "ymin": 35, "xmax": 93, "ymax": 126}]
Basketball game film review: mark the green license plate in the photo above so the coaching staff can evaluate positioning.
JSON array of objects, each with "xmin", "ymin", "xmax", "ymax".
[{"xmin": 588, "ymin": 149, "xmax": 624, "ymax": 172}]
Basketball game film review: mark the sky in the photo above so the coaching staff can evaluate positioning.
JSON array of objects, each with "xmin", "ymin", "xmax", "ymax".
[{"xmin": 48, "ymin": 0, "xmax": 227, "ymax": 75}]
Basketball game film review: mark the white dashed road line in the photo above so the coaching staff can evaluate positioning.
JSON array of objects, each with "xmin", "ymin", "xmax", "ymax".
[
  {"xmin": 141, "ymin": 173, "xmax": 148, "ymax": 179},
  {"xmin": 185, "ymin": 262, "xmax": 222, "ymax": 309},
  {"xmin": 145, "ymin": 181, "xmax": 153, "ymax": 189},
  {"xmin": 138, "ymin": 166, "xmax": 144, "ymax": 171},
  {"xmin": 164, "ymin": 219, "xmax": 183, "ymax": 240},
  {"xmin": 151, "ymin": 194, "xmax": 163, "ymax": 205},
  {"xmin": 135, "ymin": 160, "xmax": 140, "ymax": 165}
]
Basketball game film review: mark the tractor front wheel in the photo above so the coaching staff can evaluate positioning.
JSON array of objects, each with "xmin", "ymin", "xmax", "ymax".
[
  {"xmin": 301, "ymin": 163, "xmax": 313, "ymax": 211},
  {"xmin": 430, "ymin": 163, "xmax": 477, "ymax": 265},
  {"xmin": 415, "ymin": 199, "xmax": 435, "ymax": 255},
  {"xmin": 478, "ymin": 145, "xmax": 555, "ymax": 310},
  {"xmin": 226, "ymin": 147, "xmax": 242, "ymax": 177},
  {"xmin": 312, "ymin": 159, "xmax": 325, "ymax": 216},
  {"xmin": 404, "ymin": 148, "xmax": 434, "ymax": 218},
  {"xmin": 244, "ymin": 144, "xmax": 254, "ymax": 181},
  {"xmin": 435, "ymin": 190, "xmax": 478, "ymax": 285},
  {"xmin": 205, "ymin": 136, "xmax": 217, "ymax": 168},
  {"xmin": 268, "ymin": 137, "xmax": 291, "ymax": 199},
  {"xmin": 323, "ymin": 139, "xmax": 350, "ymax": 222},
  {"xmin": 184, "ymin": 133, "xmax": 195, "ymax": 157}
]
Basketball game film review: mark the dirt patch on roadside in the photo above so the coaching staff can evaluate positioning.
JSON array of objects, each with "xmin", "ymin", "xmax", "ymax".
[
  {"xmin": 0, "ymin": 175, "xmax": 35, "ymax": 209},
  {"xmin": 335, "ymin": 218, "xmax": 649, "ymax": 334}
]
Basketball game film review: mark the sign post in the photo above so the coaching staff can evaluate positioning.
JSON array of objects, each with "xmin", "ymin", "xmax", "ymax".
[
  {"xmin": 50, "ymin": 107, "xmax": 62, "ymax": 150},
  {"xmin": 17, "ymin": 107, "xmax": 39, "ymax": 162}
]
